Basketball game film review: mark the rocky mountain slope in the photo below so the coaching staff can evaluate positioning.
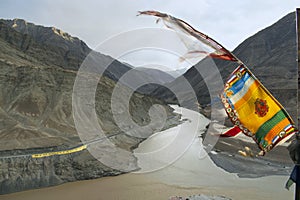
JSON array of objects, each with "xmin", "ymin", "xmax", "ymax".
[
  {"xmin": 0, "ymin": 19, "xmax": 180, "ymax": 194},
  {"xmin": 152, "ymin": 12, "xmax": 298, "ymax": 123}
]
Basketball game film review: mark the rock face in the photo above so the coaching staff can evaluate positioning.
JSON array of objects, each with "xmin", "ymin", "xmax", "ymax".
[
  {"xmin": 0, "ymin": 19, "xmax": 180, "ymax": 194},
  {"xmin": 0, "ymin": 18, "xmax": 90, "ymax": 71},
  {"xmin": 169, "ymin": 195, "xmax": 231, "ymax": 200},
  {"xmin": 0, "ymin": 151, "xmax": 121, "ymax": 194},
  {"xmin": 187, "ymin": 195, "xmax": 231, "ymax": 200},
  {"xmin": 152, "ymin": 12, "xmax": 298, "ymax": 123}
]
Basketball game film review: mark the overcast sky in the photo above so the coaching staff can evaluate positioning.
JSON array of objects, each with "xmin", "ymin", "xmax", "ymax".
[
  {"xmin": 1, "ymin": 0, "xmax": 299, "ymax": 50},
  {"xmin": 0, "ymin": 0, "xmax": 300, "ymax": 71}
]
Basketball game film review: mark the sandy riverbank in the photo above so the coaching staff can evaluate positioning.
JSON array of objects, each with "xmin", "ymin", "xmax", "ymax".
[{"xmin": 0, "ymin": 166, "xmax": 293, "ymax": 200}]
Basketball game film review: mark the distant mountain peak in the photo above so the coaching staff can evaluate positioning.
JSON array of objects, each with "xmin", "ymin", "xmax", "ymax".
[
  {"xmin": 1, "ymin": 18, "xmax": 87, "ymax": 48},
  {"xmin": 0, "ymin": 18, "xmax": 92, "ymax": 70},
  {"xmin": 50, "ymin": 27, "xmax": 75, "ymax": 42},
  {"xmin": 11, "ymin": 18, "xmax": 27, "ymax": 28}
]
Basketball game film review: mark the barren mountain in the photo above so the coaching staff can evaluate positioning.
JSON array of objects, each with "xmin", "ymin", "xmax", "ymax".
[
  {"xmin": 0, "ymin": 19, "xmax": 180, "ymax": 194},
  {"xmin": 152, "ymin": 11, "xmax": 298, "ymax": 123}
]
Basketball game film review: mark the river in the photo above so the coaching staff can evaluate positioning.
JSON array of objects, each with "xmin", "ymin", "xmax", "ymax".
[{"xmin": 0, "ymin": 106, "xmax": 293, "ymax": 200}]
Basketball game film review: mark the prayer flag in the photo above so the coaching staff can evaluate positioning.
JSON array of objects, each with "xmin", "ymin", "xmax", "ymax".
[
  {"xmin": 139, "ymin": 10, "xmax": 298, "ymax": 154},
  {"xmin": 221, "ymin": 65, "xmax": 296, "ymax": 152}
]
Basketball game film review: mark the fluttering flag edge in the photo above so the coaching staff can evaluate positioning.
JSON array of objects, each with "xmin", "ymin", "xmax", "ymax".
[{"xmin": 138, "ymin": 10, "xmax": 298, "ymax": 154}]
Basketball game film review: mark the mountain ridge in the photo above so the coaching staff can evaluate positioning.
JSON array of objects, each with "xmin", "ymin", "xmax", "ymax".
[
  {"xmin": 151, "ymin": 11, "xmax": 298, "ymax": 122},
  {"xmin": 0, "ymin": 17, "xmax": 180, "ymax": 194}
]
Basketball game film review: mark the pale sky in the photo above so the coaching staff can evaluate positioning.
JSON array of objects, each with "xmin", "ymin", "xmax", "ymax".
[{"xmin": 1, "ymin": 0, "xmax": 299, "ymax": 50}]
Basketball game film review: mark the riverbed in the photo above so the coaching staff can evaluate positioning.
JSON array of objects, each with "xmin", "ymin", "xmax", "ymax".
[{"xmin": 0, "ymin": 106, "xmax": 293, "ymax": 200}]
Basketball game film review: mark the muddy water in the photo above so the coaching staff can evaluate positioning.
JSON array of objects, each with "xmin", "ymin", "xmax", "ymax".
[{"xmin": 0, "ymin": 106, "xmax": 293, "ymax": 200}]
